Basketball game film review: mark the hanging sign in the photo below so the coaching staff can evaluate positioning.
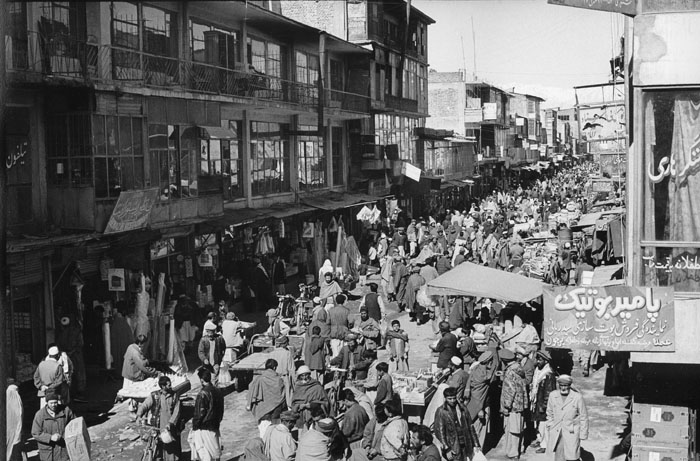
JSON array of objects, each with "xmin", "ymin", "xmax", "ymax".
[
  {"xmin": 543, "ymin": 286, "xmax": 674, "ymax": 351},
  {"xmin": 108, "ymin": 268, "xmax": 126, "ymax": 292},
  {"xmin": 548, "ymin": 0, "xmax": 637, "ymax": 15}
]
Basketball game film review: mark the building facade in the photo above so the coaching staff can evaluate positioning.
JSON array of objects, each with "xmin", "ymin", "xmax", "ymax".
[{"xmin": 4, "ymin": 0, "xmax": 375, "ymax": 381}]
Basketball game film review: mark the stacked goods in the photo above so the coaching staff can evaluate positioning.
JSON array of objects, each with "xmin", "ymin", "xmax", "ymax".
[{"xmin": 631, "ymin": 403, "xmax": 694, "ymax": 461}]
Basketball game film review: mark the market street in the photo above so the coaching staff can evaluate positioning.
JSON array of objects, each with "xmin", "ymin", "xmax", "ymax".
[{"xmin": 72, "ymin": 273, "xmax": 630, "ymax": 461}]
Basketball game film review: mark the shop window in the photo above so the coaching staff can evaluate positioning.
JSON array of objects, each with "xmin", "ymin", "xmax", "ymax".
[
  {"xmin": 46, "ymin": 113, "xmax": 93, "ymax": 188},
  {"xmin": 4, "ymin": 107, "xmax": 32, "ymax": 226},
  {"xmin": 223, "ymin": 121, "xmax": 243, "ymax": 200},
  {"xmin": 640, "ymin": 90, "xmax": 700, "ymax": 292},
  {"xmin": 190, "ymin": 21, "xmax": 238, "ymax": 69},
  {"xmin": 373, "ymin": 114, "xmax": 420, "ymax": 163},
  {"xmin": 250, "ymin": 121, "xmax": 290, "ymax": 196},
  {"xmin": 147, "ymin": 124, "xmax": 198, "ymax": 200},
  {"xmin": 297, "ymin": 125, "xmax": 325, "ymax": 191},
  {"xmin": 93, "ymin": 115, "xmax": 144, "ymax": 199},
  {"xmin": 331, "ymin": 127, "xmax": 344, "ymax": 186}
]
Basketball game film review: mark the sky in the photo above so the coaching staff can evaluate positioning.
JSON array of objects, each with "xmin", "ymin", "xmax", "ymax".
[{"xmin": 412, "ymin": 0, "xmax": 626, "ymax": 108}]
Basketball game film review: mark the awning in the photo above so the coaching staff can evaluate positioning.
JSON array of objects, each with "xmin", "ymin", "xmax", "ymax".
[
  {"xmin": 589, "ymin": 264, "xmax": 625, "ymax": 286},
  {"xmin": 301, "ymin": 192, "xmax": 380, "ymax": 211},
  {"xmin": 426, "ymin": 262, "xmax": 547, "ymax": 303},
  {"xmin": 571, "ymin": 212, "xmax": 604, "ymax": 229},
  {"xmin": 104, "ymin": 188, "xmax": 160, "ymax": 235},
  {"xmin": 179, "ymin": 126, "xmax": 238, "ymax": 140}
]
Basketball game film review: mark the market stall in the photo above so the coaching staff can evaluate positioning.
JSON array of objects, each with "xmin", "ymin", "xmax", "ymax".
[{"xmin": 426, "ymin": 262, "xmax": 546, "ymax": 303}]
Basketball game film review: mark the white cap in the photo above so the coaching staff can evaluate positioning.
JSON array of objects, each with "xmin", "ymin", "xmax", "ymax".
[
  {"xmin": 48, "ymin": 346, "xmax": 60, "ymax": 356},
  {"xmin": 296, "ymin": 365, "xmax": 311, "ymax": 377},
  {"xmin": 450, "ymin": 356, "xmax": 463, "ymax": 366}
]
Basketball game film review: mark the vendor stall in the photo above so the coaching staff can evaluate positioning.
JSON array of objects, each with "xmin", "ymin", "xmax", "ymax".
[{"xmin": 427, "ymin": 262, "xmax": 546, "ymax": 303}]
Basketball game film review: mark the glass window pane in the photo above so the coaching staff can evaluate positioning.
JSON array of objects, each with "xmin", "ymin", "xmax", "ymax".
[
  {"xmin": 106, "ymin": 116, "xmax": 118, "ymax": 156},
  {"xmin": 119, "ymin": 117, "xmax": 132, "ymax": 157},
  {"xmin": 132, "ymin": 118, "xmax": 143, "ymax": 156},
  {"xmin": 95, "ymin": 157, "xmax": 108, "ymax": 198},
  {"xmin": 93, "ymin": 115, "xmax": 106, "ymax": 156}
]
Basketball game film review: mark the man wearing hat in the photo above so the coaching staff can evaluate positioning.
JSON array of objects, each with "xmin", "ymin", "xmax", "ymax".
[
  {"xmin": 500, "ymin": 349, "xmax": 527, "ymax": 460},
  {"xmin": 445, "ymin": 356, "xmax": 469, "ymax": 402},
  {"xmin": 530, "ymin": 350, "xmax": 557, "ymax": 453},
  {"xmin": 263, "ymin": 410, "xmax": 298, "ymax": 461},
  {"xmin": 297, "ymin": 417, "xmax": 341, "ymax": 460},
  {"xmin": 198, "ymin": 322, "xmax": 227, "ymax": 385},
  {"xmin": 136, "ymin": 375, "xmax": 183, "ymax": 461},
  {"xmin": 430, "ymin": 322, "xmax": 459, "ymax": 370},
  {"xmin": 546, "ymin": 375, "xmax": 589, "ymax": 461},
  {"xmin": 31, "ymin": 387, "xmax": 75, "ymax": 461},
  {"xmin": 467, "ymin": 350, "xmax": 497, "ymax": 446},
  {"xmin": 33, "ymin": 345, "xmax": 68, "ymax": 408},
  {"xmin": 405, "ymin": 265, "xmax": 425, "ymax": 323},
  {"xmin": 329, "ymin": 294, "xmax": 353, "ymax": 357},
  {"xmin": 247, "ymin": 359, "xmax": 286, "ymax": 438},
  {"xmin": 330, "ymin": 333, "xmax": 370, "ymax": 380},
  {"xmin": 291, "ymin": 365, "xmax": 329, "ymax": 430},
  {"xmin": 339, "ymin": 388, "xmax": 370, "ymax": 459},
  {"xmin": 269, "ymin": 335, "xmax": 296, "ymax": 406}
]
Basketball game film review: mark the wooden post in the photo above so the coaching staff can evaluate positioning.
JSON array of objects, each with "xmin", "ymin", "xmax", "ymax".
[{"xmin": 0, "ymin": 0, "xmax": 10, "ymax": 456}]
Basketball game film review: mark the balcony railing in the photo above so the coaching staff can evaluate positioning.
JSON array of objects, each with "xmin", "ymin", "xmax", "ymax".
[
  {"xmin": 5, "ymin": 30, "xmax": 98, "ymax": 80},
  {"xmin": 6, "ymin": 32, "xmax": 370, "ymax": 113}
]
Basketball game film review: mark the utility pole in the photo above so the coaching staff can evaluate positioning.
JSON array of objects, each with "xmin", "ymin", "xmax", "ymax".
[{"xmin": 0, "ymin": 0, "xmax": 10, "ymax": 457}]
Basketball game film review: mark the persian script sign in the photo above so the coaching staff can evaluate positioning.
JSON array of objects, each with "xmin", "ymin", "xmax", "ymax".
[
  {"xmin": 543, "ymin": 286, "xmax": 675, "ymax": 351},
  {"xmin": 548, "ymin": 0, "xmax": 637, "ymax": 15},
  {"xmin": 104, "ymin": 188, "xmax": 160, "ymax": 234}
]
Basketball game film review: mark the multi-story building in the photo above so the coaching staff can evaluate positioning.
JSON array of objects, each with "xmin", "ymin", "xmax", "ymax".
[
  {"xmin": 272, "ymin": 0, "xmax": 434, "ymax": 208},
  {"xmin": 4, "ymin": 1, "xmax": 373, "ymax": 381}
]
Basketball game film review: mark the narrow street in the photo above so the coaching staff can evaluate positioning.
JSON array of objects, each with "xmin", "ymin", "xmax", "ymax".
[{"xmin": 75, "ymin": 273, "xmax": 630, "ymax": 461}]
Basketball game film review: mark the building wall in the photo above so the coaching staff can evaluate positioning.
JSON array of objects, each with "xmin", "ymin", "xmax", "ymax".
[{"xmin": 427, "ymin": 80, "xmax": 466, "ymax": 135}]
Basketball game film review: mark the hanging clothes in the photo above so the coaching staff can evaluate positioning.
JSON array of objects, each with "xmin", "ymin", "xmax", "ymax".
[{"xmin": 328, "ymin": 217, "xmax": 339, "ymax": 233}]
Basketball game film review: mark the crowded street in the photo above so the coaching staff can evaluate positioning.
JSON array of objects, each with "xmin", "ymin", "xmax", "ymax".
[{"xmin": 4, "ymin": 1, "xmax": 698, "ymax": 461}]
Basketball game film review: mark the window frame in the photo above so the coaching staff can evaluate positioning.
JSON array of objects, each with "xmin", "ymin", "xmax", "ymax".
[
  {"xmin": 250, "ymin": 121, "xmax": 290, "ymax": 197},
  {"xmin": 93, "ymin": 114, "xmax": 145, "ymax": 199}
]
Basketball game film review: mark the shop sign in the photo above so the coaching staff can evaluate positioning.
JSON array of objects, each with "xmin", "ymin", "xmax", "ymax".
[
  {"xmin": 108, "ymin": 268, "xmax": 126, "ymax": 291},
  {"xmin": 104, "ymin": 188, "xmax": 160, "ymax": 234},
  {"xmin": 483, "ymin": 103, "xmax": 497, "ymax": 121},
  {"xmin": 548, "ymin": 0, "xmax": 637, "ymax": 15},
  {"xmin": 465, "ymin": 108, "xmax": 483, "ymax": 123},
  {"xmin": 600, "ymin": 153, "xmax": 626, "ymax": 178},
  {"xmin": 543, "ymin": 286, "xmax": 675, "ymax": 351},
  {"xmin": 591, "ymin": 179, "xmax": 615, "ymax": 193}
]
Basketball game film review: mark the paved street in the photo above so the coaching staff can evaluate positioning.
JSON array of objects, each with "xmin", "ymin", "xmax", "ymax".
[{"xmin": 68, "ymin": 273, "xmax": 630, "ymax": 461}]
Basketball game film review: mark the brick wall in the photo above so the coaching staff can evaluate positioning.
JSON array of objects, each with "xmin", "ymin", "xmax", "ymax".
[{"xmin": 427, "ymin": 81, "xmax": 466, "ymax": 135}]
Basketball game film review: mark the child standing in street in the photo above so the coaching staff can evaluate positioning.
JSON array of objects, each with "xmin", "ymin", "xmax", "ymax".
[{"xmin": 385, "ymin": 320, "xmax": 410, "ymax": 371}]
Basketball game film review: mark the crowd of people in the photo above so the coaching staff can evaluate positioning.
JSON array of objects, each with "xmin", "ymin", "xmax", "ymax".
[{"xmin": 17, "ymin": 163, "xmax": 612, "ymax": 461}]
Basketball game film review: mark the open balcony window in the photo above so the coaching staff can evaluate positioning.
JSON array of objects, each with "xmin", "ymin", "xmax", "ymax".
[
  {"xmin": 110, "ymin": 2, "xmax": 178, "ymax": 84},
  {"xmin": 38, "ymin": 2, "xmax": 88, "ymax": 75},
  {"xmin": 222, "ymin": 121, "xmax": 243, "ymax": 200},
  {"xmin": 190, "ymin": 21, "xmax": 238, "ymax": 68},
  {"xmin": 295, "ymin": 51, "xmax": 319, "ymax": 105}
]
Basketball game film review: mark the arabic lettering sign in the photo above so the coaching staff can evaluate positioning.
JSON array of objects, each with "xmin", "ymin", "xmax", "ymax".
[
  {"xmin": 599, "ymin": 153, "xmax": 627, "ymax": 178},
  {"xmin": 642, "ymin": 248, "xmax": 700, "ymax": 292},
  {"xmin": 548, "ymin": 0, "xmax": 637, "ymax": 15},
  {"xmin": 543, "ymin": 286, "xmax": 675, "ymax": 351},
  {"xmin": 104, "ymin": 188, "xmax": 160, "ymax": 234}
]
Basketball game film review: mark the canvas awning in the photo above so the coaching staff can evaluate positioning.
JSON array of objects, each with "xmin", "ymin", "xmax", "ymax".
[
  {"xmin": 426, "ymin": 262, "xmax": 546, "ymax": 303},
  {"xmin": 301, "ymin": 193, "xmax": 379, "ymax": 211}
]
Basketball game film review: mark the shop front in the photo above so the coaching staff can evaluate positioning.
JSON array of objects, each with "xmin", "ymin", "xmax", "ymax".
[{"xmin": 627, "ymin": 6, "xmax": 700, "ymax": 459}]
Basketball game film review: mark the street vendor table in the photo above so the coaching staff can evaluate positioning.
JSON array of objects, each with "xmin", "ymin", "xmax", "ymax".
[
  {"xmin": 116, "ymin": 373, "xmax": 191, "ymax": 402},
  {"xmin": 229, "ymin": 351, "xmax": 275, "ymax": 392},
  {"xmin": 392, "ymin": 370, "xmax": 447, "ymax": 423}
]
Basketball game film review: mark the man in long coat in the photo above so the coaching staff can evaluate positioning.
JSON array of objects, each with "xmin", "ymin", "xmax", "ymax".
[
  {"xmin": 392, "ymin": 257, "xmax": 409, "ymax": 311},
  {"xmin": 404, "ymin": 266, "xmax": 425, "ymax": 322},
  {"xmin": 546, "ymin": 375, "xmax": 589, "ymax": 461}
]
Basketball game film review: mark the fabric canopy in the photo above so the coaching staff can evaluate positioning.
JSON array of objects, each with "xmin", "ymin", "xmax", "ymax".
[{"xmin": 426, "ymin": 262, "xmax": 546, "ymax": 303}]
